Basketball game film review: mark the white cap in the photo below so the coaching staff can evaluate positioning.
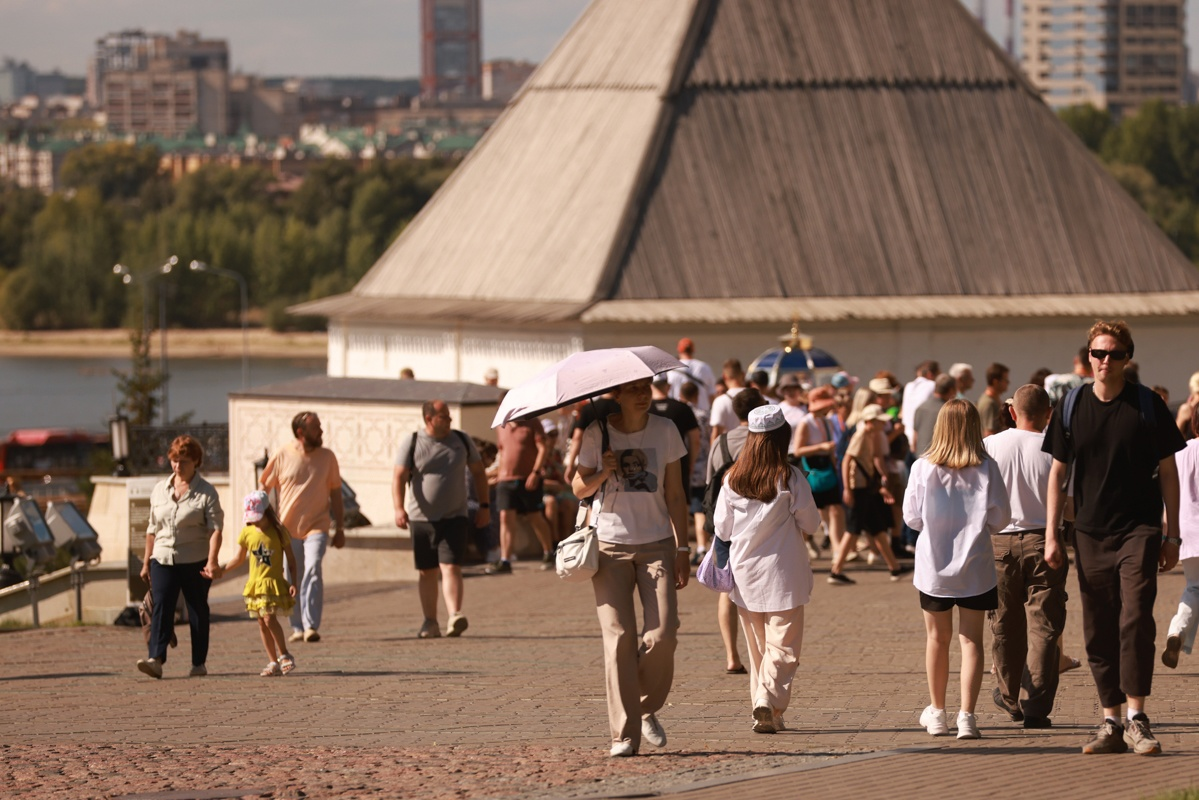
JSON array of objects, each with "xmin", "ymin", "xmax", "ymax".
[
  {"xmin": 860, "ymin": 404, "xmax": 886, "ymax": 422},
  {"xmin": 541, "ymin": 418, "xmax": 558, "ymax": 434},
  {"xmin": 748, "ymin": 404, "xmax": 786, "ymax": 433}
]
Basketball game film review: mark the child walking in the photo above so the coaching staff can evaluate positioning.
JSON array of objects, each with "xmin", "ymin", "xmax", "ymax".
[
  {"xmin": 221, "ymin": 491, "xmax": 299, "ymax": 677},
  {"xmin": 903, "ymin": 400, "xmax": 1011, "ymax": 739}
]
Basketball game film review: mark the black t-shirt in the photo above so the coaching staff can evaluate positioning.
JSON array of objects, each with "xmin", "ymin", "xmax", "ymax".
[
  {"xmin": 571, "ymin": 398, "xmax": 620, "ymax": 437},
  {"xmin": 650, "ymin": 397, "xmax": 699, "ymax": 492},
  {"xmin": 1043, "ymin": 381, "xmax": 1185, "ymax": 535}
]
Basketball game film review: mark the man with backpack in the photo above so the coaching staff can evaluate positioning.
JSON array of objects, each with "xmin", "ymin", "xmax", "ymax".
[
  {"xmin": 393, "ymin": 400, "xmax": 490, "ymax": 639},
  {"xmin": 1044, "ymin": 321, "xmax": 1184, "ymax": 756},
  {"xmin": 704, "ymin": 388, "xmax": 767, "ymax": 674}
]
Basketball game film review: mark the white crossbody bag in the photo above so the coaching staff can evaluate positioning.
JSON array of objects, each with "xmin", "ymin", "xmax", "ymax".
[{"xmin": 555, "ymin": 418, "xmax": 609, "ymax": 582}]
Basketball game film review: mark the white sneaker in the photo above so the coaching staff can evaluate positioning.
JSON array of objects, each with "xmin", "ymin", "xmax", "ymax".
[
  {"xmin": 609, "ymin": 740, "xmax": 635, "ymax": 757},
  {"xmin": 957, "ymin": 710, "xmax": 980, "ymax": 739},
  {"xmin": 288, "ymin": 630, "xmax": 304, "ymax": 643},
  {"xmin": 641, "ymin": 713, "xmax": 667, "ymax": 747},
  {"xmin": 920, "ymin": 705, "xmax": 949, "ymax": 736}
]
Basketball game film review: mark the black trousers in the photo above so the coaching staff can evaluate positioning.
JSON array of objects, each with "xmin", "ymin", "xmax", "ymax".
[
  {"xmin": 149, "ymin": 559, "xmax": 211, "ymax": 667},
  {"xmin": 1073, "ymin": 525, "xmax": 1160, "ymax": 708}
]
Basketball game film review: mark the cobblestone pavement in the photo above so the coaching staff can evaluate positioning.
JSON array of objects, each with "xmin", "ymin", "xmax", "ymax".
[{"xmin": 4, "ymin": 557, "xmax": 1199, "ymax": 799}]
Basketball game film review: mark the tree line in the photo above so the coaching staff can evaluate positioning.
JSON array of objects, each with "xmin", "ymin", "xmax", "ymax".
[
  {"xmin": 0, "ymin": 143, "xmax": 456, "ymax": 330},
  {"xmin": 1059, "ymin": 101, "xmax": 1199, "ymax": 263}
]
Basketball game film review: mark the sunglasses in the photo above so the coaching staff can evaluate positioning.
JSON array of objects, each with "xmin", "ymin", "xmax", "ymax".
[{"xmin": 1089, "ymin": 348, "xmax": 1129, "ymax": 362}]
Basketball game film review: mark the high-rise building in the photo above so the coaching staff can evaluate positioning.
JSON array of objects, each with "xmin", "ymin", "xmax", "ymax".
[
  {"xmin": 421, "ymin": 0, "xmax": 482, "ymax": 101},
  {"xmin": 94, "ymin": 29, "xmax": 230, "ymax": 136},
  {"xmin": 1021, "ymin": 1, "xmax": 1186, "ymax": 115}
]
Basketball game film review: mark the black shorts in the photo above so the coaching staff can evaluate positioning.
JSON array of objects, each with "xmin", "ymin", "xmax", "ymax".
[
  {"xmin": 846, "ymin": 488, "xmax": 890, "ymax": 534},
  {"xmin": 411, "ymin": 517, "xmax": 469, "ymax": 570},
  {"xmin": 496, "ymin": 479, "xmax": 545, "ymax": 514},
  {"xmin": 811, "ymin": 486, "xmax": 842, "ymax": 509},
  {"xmin": 689, "ymin": 485, "xmax": 705, "ymax": 515},
  {"xmin": 919, "ymin": 586, "xmax": 999, "ymax": 613}
]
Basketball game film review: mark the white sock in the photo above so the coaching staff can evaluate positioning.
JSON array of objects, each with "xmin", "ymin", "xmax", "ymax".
[
  {"xmin": 1127, "ymin": 709, "xmax": 1142, "ymax": 722},
  {"xmin": 1106, "ymin": 715, "xmax": 1121, "ymax": 725}
]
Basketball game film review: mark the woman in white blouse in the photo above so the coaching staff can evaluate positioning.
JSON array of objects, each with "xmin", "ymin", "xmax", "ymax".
[
  {"xmin": 714, "ymin": 405, "xmax": 821, "ymax": 734},
  {"xmin": 903, "ymin": 400, "xmax": 1011, "ymax": 740}
]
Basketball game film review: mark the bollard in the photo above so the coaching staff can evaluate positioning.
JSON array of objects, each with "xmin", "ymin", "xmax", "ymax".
[{"xmin": 26, "ymin": 573, "xmax": 40, "ymax": 628}]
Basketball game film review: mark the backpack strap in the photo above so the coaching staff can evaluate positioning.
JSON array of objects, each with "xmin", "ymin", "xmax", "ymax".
[
  {"xmin": 1135, "ymin": 383, "xmax": 1158, "ymax": 429},
  {"xmin": 406, "ymin": 431, "xmax": 419, "ymax": 470},
  {"xmin": 719, "ymin": 432, "xmax": 732, "ymax": 464},
  {"xmin": 1061, "ymin": 384, "xmax": 1086, "ymax": 443},
  {"xmin": 453, "ymin": 429, "xmax": 472, "ymax": 453}
]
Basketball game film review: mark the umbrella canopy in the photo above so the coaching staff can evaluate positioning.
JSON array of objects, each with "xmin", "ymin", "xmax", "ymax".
[{"xmin": 491, "ymin": 346, "xmax": 685, "ymax": 427}]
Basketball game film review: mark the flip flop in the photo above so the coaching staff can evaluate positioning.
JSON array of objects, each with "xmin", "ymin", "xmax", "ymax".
[{"xmin": 726, "ymin": 665, "xmax": 748, "ymax": 675}]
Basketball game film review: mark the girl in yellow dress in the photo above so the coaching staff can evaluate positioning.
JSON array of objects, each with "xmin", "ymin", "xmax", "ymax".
[{"xmin": 220, "ymin": 491, "xmax": 299, "ymax": 676}]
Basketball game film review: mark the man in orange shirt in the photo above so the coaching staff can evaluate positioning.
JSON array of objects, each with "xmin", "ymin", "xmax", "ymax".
[{"xmin": 260, "ymin": 411, "xmax": 345, "ymax": 643}]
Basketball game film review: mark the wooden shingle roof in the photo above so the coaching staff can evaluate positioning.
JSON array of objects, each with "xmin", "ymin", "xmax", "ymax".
[{"xmin": 292, "ymin": 0, "xmax": 1199, "ymax": 325}]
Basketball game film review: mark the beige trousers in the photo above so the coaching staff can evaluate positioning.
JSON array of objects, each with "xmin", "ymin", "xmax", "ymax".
[
  {"xmin": 592, "ymin": 536, "xmax": 679, "ymax": 747},
  {"xmin": 738, "ymin": 605, "xmax": 806, "ymax": 714}
]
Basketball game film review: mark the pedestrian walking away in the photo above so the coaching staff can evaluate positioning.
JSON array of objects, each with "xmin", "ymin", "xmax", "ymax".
[
  {"xmin": 492, "ymin": 416, "xmax": 555, "ymax": 573},
  {"xmin": 393, "ymin": 400, "xmax": 490, "ymax": 639},
  {"xmin": 983, "ymin": 385, "xmax": 1066, "ymax": 729},
  {"xmin": 572, "ymin": 377, "xmax": 690, "ymax": 757},
  {"xmin": 841, "ymin": 405, "xmax": 906, "ymax": 580},
  {"xmin": 1043, "ymin": 320, "xmax": 1184, "ymax": 756},
  {"xmin": 219, "ymin": 491, "xmax": 299, "ymax": 676},
  {"xmin": 259, "ymin": 411, "xmax": 345, "ymax": 644},
  {"xmin": 904, "ymin": 400, "xmax": 1011, "ymax": 740},
  {"xmin": 713, "ymin": 405, "xmax": 821, "ymax": 734},
  {"xmin": 136, "ymin": 435, "xmax": 225, "ymax": 680},
  {"xmin": 1163, "ymin": 410, "xmax": 1199, "ymax": 670}
]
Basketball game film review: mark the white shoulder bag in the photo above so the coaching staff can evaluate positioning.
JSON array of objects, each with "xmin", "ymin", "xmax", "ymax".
[{"xmin": 555, "ymin": 418, "xmax": 609, "ymax": 582}]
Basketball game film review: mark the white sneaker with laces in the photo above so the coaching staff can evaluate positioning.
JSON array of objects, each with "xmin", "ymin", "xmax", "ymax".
[
  {"xmin": 920, "ymin": 705, "xmax": 949, "ymax": 736},
  {"xmin": 957, "ymin": 710, "xmax": 980, "ymax": 739},
  {"xmin": 641, "ymin": 713, "xmax": 667, "ymax": 747}
]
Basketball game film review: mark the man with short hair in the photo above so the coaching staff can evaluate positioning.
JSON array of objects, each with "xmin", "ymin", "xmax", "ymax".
[
  {"xmin": 912, "ymin": 374, "xmax": 957, "ymax": 456},
  {"xmin": 490, "ymin": 417, "xmax": 554, "ymax": 574},
  {"xmin": 1045, "ymin": 346, "xmax": 1094, "ymax": 407},
  {"xmin": 706, "ymin": 387, "xmax": 768, "ymax": 675},
  {"xmin": 667, "ymin": 337, "xmax": 717, "ymax": 413},
  {"xmin": 1044, "ymin": 320, "xmax": 1184, "ymax": 755},
  {"xmin": 260, "ymin": 411, "xmax": 345, "ymax": 644},
  {"xmin": 900, "ymin": 360, "xmax": 939, "ymax": 446},
  {"xmin": 948, "ymin": 363, "xmax": 975, "ymax": 401},
  {"xmin": 709, "ymin": 359, "xmax": 747, "ymax": 439},
  {"xmin": 986, "ymin": 385, "xmax": 1065, "ymax": 729},
  {"xmin": 978, "ymin": 363, "xmax": 1011, "ymax": 437},
  {"xmin": 393, "ymin": 400, "xmax": 490, "ymax": 639}
]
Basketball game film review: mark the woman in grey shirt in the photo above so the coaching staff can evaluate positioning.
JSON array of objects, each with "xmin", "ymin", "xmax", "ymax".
[{"xmin": 136, "ymin": 435, "xmax": 224, "ymax": 679}]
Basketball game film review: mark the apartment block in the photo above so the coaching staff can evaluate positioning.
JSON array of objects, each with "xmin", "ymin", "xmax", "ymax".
[
  {"xmin": 421, "ymin": 0, "xmax": 482, "ymax": 101},
  {"xmin": 96, "ymin": 30, "xmax": 229, "ymax": 136},
  {"xmin": 1022, "ymin": 1, "xmax": 1186, "ymax": 115}
]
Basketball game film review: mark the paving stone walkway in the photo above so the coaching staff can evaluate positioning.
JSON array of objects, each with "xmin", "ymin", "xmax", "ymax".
[{"xmin": 3, "ymin": 557, "xmax": 1199, "ymax": 799}]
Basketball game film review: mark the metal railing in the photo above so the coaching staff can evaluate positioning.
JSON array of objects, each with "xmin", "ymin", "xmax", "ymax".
[{"xmin": 129, "ymin": 424, "xmax": 230, "ymax": 474}]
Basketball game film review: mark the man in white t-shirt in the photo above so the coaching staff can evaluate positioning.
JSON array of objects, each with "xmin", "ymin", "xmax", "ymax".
[
  {"xmin": 709, "ymin": 358, "xmax": 746, "ymax": 439},
  {"xmin": 983, "ymin": 384, "xmax": 1064, "ymax": 730},
  {"xmin": 900, "ymin": 360, "xmax": 938, "ymax": 447},
  {"xmin": 667, "ymin": 337, "xmax": 717, "ymax": 414}
]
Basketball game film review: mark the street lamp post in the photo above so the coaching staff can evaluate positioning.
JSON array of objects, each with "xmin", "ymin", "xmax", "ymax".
[
  {"xmin": 189, "ymin": 260, "xmax": 249, "ymax": 390},
  {"xmin": 114, "ymin": 257, "xmax": 177, "ymax": 424}
]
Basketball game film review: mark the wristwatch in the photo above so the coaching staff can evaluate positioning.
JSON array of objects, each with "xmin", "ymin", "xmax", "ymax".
[
  {"xmin": 1164, "ymin": 536, "xmax": 1183, "ymax": 546},
  {"xmin": 677, "ymin": 546, "xmax": 692, "ymax": 553}
]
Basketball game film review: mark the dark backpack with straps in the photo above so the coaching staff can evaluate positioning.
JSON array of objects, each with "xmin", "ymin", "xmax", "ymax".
[
  {"xmin": 1060, "ymin": 382, "xmax": 1157, "ymax": 441},
  {"xmin": 702, "ymin": 433, "xmax": 735, "ymax": 537},
  {"xmin": 405, "ymin": 429, "xmax": 473, "ymax": 472}
]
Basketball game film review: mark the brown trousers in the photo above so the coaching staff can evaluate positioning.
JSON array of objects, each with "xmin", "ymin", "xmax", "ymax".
[
  {"xmin": 989, "ymin": 530, "xmax": 1068, "ymax": 719},
  {"xmin": 1074, "ymin": 525, "xmax": 1161, "ymax": 708},
  {"xmin": 592, "ymin": 536, "xmax": 679, "ymax": 748}
]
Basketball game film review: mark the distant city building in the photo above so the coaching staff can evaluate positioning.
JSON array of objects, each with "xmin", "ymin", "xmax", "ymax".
[
  {"xmin": 95, "ymin": 29, "xmax": 230, "ymax": 136},
  {"xmin": 0, "ymin": 139, "xmax": 77, "ymax": 194},
  {"xmin": 0, "ymin": 58, "xmax": 36, "ymax": 105},
  {"xmin": 421, "ymin": 0, "xmax": 482, "ymax": 101},
  {"xmin": 1022, "ymin": 0, "xmax": 1186, "ymax": 115},
  {"xmin": 482, "ymin": 59, "xmax": 537, "ymax": 103},
  {"xmin": 230, "ymin": 75, "xmax": 301, "ymax": 139}
]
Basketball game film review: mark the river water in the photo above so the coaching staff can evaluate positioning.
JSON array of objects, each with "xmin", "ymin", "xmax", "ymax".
[{"xmin": 0, "ymin": 355, "xmax": 326, "ymax": 432}]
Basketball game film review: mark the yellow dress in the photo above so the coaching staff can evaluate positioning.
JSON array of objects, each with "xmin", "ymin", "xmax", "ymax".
[{"xmin": 239, "ymin": 523, "xmax": 295, "ymax": 618}]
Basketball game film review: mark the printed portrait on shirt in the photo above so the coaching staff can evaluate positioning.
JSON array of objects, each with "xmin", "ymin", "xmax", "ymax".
[{"xmin": 617, "ymin": 448, "xmax": 658, "ymax": 493}]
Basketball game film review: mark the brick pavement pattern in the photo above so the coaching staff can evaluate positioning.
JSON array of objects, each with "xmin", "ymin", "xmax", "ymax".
[{"xmin": 3, "ymin": 561, "xmax": 1199, "ymax": 799}]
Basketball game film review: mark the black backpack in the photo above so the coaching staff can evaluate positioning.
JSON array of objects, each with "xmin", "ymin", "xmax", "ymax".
[{"xmin": 701, "ymin": 433, "xmax": 736, "ymax": 536}]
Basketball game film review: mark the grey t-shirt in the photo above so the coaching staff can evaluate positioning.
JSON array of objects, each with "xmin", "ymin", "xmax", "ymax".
[
  {"xmin": 913, "ymin": 396, "xmax": 946, "ymax": 457},
  {"xmin": 397, "ymin": 430, "xmax": 481, "ymax": 522}
]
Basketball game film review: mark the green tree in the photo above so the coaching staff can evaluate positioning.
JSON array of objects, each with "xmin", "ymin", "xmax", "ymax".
[
  {"xmin": 1169, "ymin": 105, "xmax": 1199, "ymax": 203},
  {"xmin": 1102, "ymin": 101, "xmax": 1182, "ymax": 189},
  {"xmin": 289, "ymin": 160, "xmax": 359, "ymax": 225},
  {"xmin": 1058, "ymin": 104, "xmax": 1114, "ymax": 153},
  {"xmin": 111, "ymin": 327, "xmax": 163, "ymax": 425},
  {"xmin": 59, "ymin": 142, "xmax": 166, "ymax": 203}
]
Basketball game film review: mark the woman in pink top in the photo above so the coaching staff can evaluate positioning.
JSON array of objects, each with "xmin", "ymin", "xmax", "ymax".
[{"xmin": 1162, "ymin": 413, "xmax": 1199, "ymax": 668}]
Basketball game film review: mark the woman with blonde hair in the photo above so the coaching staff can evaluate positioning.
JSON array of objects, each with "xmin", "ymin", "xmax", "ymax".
[
  {"xmin": 714, "ymin": 405, "xmax": 821, "ymax": 733},
  {"xmin": 1175, "ymin": 371, "xmax": 1199, "ymax": 441},
  {"xmin": 904, "ymin": 399, "xmax": 1010, "ymax": 739}
]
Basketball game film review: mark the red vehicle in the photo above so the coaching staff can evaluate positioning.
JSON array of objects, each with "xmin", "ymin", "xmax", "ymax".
[{"xmin": 0, "ymin": 429, "xmax": 109, "ymax": 512}]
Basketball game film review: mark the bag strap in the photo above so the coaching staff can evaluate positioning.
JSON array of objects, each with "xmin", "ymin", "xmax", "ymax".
[
  {"xmin": 719, "ymin": 432, "xmax": 732, "ymax": 463},
  {"xmin": 406, "ymin": 431, "xmax": 419, "ymax": 471}
]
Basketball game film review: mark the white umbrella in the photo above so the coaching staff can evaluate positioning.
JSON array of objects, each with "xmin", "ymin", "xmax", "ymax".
[{"xmin": 491, "ymin": 346, "xmax": 686, "ymax": 428}]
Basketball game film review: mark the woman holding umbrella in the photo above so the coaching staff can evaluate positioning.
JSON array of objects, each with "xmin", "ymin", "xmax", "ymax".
[{"xmin": 573, "ymin": 377, "xmax": 691, "ymax": 757}]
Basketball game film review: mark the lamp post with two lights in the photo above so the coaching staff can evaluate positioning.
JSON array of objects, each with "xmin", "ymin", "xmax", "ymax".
[{"xmin": 113, "ymin": 256, "xmax": 178, "ymax": 424}]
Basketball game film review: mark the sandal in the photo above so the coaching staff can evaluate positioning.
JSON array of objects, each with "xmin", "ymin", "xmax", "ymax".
[
  {"xmin": 260, "ymin": 661, "xmax": 281, "ymax": 677},
  {"xmin": 279, "ymin": 654, "xmax": 296, "ymax": 675}
]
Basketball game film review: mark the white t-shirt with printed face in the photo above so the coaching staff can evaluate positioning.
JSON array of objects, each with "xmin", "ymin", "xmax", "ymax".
[{"xmin": 578, "ymin": 415, "xmax": 687, "ymax": 545}]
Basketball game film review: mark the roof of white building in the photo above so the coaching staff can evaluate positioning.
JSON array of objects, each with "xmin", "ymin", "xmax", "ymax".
[{"xmin": 292, "ymin": 0, "xmax": 1199, "ymax": 325}]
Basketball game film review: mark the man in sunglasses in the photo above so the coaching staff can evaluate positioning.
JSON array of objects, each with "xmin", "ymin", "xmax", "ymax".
[{"xmin": 1044, "ymin": 320, "xmax": 1185, "ymax": 756}]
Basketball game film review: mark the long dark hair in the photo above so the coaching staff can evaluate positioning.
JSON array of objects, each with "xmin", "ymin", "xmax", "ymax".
[{"xmin": 726, "ymin": 423, "xmax": 793, "ymax": 502}]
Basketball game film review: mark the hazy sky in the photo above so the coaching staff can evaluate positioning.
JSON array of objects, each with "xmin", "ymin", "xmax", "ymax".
[{"xmin": 2, "ymin": 0, "xmax": 1198, "ymax": 78}]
